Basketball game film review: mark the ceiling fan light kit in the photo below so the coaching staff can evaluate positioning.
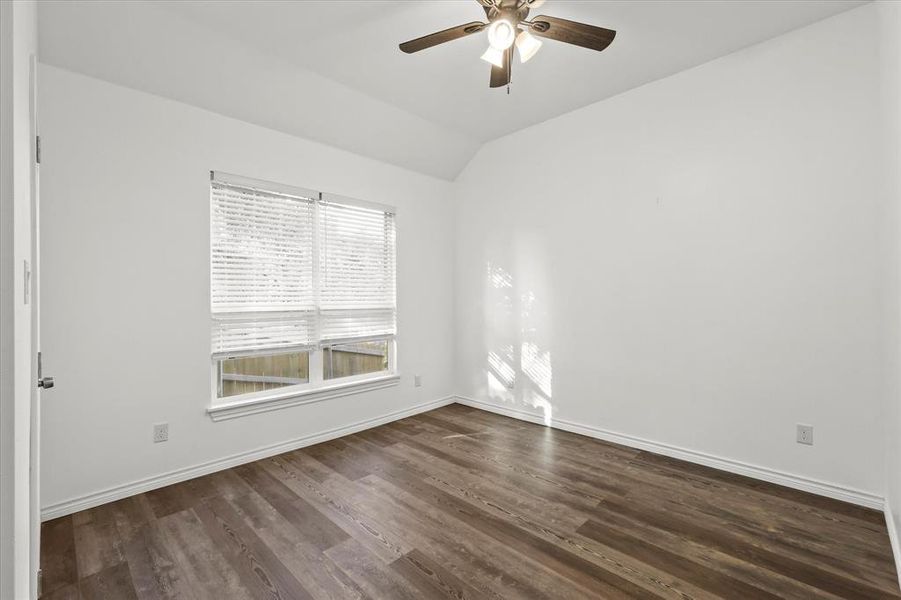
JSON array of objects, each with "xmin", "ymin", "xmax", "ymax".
[
  {"xmin": 399, "ymin": 0, "xmax": 616, "ymax": 90},
  {"xmin": 481, "ymin": 46, "xmax": 506, "ymax": 68},
  {"xmin": 488, "ymin": 19, "xmax": 517, "ymax": 50},
  {"xmin": 515, "ymin": 29, "xmax": 542, "ymax": 63}
]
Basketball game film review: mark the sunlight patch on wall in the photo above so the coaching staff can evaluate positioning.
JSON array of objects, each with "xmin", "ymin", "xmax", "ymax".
[
  {"xmin": 487, "ymin": 346, "xmax": 516, "ymax": 390},
  {"xmin": 488, "ymin": 262, "xmax": 514, "ymax": 290},
  {"xmin": 521, "ymin": 341, "xmax": 552, "ymax": 399},
  {"xmin": 528, "ymin": 393, "xmax": 554, "ymax": 427},
  {"xmin": 482, "ymin": 258, "xmax": 554, "ymax": 426}
]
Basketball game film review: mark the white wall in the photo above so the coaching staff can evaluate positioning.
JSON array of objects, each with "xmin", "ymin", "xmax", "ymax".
[
  {"xmin": 1, "ymin": 0, "xmax": 38, "ymax": 597},
  {"xmin": 37, "ymin": 65, "xmax": 455, "ymax": 512},
  {"xmin": 454, "ymin": 4, "xmax": 886, "ymax": 498},
  {"xmin": 877, "ymin": 0, "xmax": 901, "ymax": 577}
]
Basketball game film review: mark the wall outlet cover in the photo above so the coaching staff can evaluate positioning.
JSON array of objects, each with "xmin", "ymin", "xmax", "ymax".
[
  {"xmin": 414, "ymin": 375, "xmax": 422, "ymax": 388},
  {"xmin": 796, "ymin": 424, "xmax": 813, "ymax": 446}
]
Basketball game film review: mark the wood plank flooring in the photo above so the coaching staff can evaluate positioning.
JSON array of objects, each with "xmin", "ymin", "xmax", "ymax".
[{"xmin": 40, "ymin": 404, "xmax": 901, "ymax": 599}]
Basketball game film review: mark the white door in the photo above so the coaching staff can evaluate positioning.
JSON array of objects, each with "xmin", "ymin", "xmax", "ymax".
[{"xmin": 28, "ymin": 54, "xmax": 48, "ymax": 600}]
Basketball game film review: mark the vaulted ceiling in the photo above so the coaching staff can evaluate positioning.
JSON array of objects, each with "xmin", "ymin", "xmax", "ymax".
[{"xmin": 38, "ymin": 0, "xmax": 865, "ymax": 180}]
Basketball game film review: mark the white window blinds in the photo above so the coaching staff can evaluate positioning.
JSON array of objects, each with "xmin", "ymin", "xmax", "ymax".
[
  {"xmin": 320, "ymin": 195, "xmax": 396, "ymax": 343},
  {"xmin": 210, "ymin": 174, "xmax": 396, "ymax": 359}
]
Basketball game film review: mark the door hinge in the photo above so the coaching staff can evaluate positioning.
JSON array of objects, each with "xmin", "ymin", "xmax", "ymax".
[
  {"xmin": 35, "ymin": 135, "xmax": 41, "ymax": 164},
  {"xmin": 37, "ymin": 568, "xmax": 42, "ymax": 597}
]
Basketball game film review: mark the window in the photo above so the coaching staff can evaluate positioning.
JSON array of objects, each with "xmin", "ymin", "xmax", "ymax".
[
  {"xmin": 210, "ymin": 172, "xmax": 396, "ymax": 409},
  {"xmin": 219, "ymin": 351, "xmax": 310, "ymax": 398},
  {"xmin": 323, "ymin": 340, "xmax": 389, "ymax": 380}
]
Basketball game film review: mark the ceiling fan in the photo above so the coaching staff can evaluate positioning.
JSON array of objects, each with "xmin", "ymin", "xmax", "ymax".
[{"xmin": 399, "ymin": 0, "xmax": 616, "ymax": 90}]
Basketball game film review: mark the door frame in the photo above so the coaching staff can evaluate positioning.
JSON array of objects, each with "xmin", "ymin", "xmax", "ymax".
[
  {"xmin": 0, "ymin": 2, "xmax": 39, "ymax": 597},
  {"xmin": 28, "ymin": 52, "xmax": 41, "ymax": 599}
]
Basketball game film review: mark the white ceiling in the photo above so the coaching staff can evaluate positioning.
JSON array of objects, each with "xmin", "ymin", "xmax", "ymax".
[
  {"xmin": 39, "ymin": 0, "xmax": 866, "ymax": 179},
  {"xmin": 161, "ymin": 0, "xmax": 866, "ymax": 142}
]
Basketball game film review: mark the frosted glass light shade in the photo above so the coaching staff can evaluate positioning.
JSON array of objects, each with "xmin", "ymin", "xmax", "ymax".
[
  {"xmin": 480, "ymin": 46, "xmax": 505, "ymax": 68},
  {"xmin": 487, "ymin": 19, "xmax": 515, "ymax": 50},
  {"xmin": 515, "ymin": 30, "xmax": 542, "ymax": 63}
]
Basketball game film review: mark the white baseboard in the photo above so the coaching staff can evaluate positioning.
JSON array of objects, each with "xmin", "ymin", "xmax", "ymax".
[
  {"xmin": 42, "ymin": 393, "xmax": 887, "ymax": 521},
  {"xmin": 41, "ymin": 396, "xmax": 456, "ymax": 521},
  {"xmin": 453, "ymin": 395, "xmax": 885, "ymax": 511},
  {"xmin": 886, "ymin": 499, "xmax": 901, "ymax": 591}
]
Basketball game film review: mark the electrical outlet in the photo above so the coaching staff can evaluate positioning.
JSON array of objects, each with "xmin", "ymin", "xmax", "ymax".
[
  {"xmin": 796, "ymin": 424, "xmax": 813, "ymax": 446},
  {"xmin": 414, "ymin": 374, "xmax": 422, "ymax": 388},
  {"xmin": 153, "ymin": 422, "xmax": 169, "ymax": 443}
]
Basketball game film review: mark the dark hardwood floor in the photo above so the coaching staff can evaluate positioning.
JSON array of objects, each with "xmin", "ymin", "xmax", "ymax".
[{"xmin": 40, "ymin": 404, "xmax": 900, "ymax": 599}]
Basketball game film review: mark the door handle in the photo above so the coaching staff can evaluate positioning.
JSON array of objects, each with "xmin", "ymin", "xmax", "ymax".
[{"xmin": 36, "ymin": 351, "xmax": 54, "ymax": 389}]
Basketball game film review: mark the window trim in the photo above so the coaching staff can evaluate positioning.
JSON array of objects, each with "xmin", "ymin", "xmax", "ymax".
[
  {"xmin": 209, "ymin": 171, "xmax": 398, "ymax": 418},
  {"xmin": 207, "ymin": 371, "xmax": 402, "ymax": 422}
]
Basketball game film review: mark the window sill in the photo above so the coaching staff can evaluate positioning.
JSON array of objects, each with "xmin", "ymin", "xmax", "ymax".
[{"xmin": 207, "ymin": 373, "xmax": 401, "ymax": 422}]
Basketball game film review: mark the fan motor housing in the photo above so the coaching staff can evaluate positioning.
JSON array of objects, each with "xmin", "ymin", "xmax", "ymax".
[{"xmin": 485, "ymin": 5, "xmax": 529, "ymax": 26}]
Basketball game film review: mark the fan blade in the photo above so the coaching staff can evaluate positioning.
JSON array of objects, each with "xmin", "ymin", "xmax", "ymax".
[
  {"xmin": 399, "ymin": 22, "xmax": 486, "ymax": 54},
  {"xmin": 529, "ymin": 15, "xmax": 616, "ymax": 52},
  {"xmin": 490, "ymin": 47, "xmax": 512, "ymax": 88}
]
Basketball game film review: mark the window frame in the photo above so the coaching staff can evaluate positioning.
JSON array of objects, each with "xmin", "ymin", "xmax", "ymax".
[{"xmin": 208, "ymin": 171, "xmax": 398, "ymax": 420}]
